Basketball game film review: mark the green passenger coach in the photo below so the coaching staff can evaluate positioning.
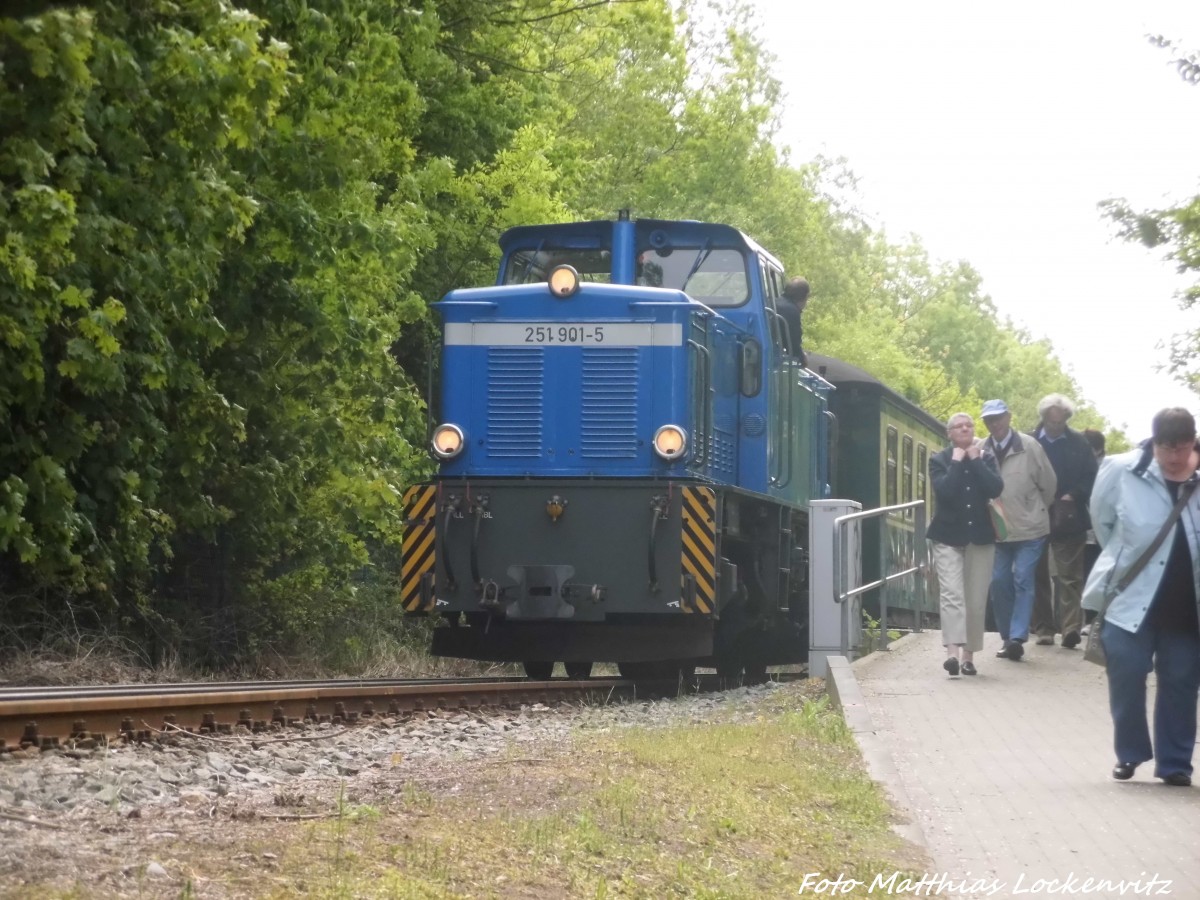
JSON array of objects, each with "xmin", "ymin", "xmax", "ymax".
[{"xmin": 807, "ymin": 353, "xmax": 948, "ymax": 626}]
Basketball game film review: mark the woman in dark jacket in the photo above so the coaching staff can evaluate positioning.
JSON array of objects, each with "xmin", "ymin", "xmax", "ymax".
[{"xmin": 928, "ymin": 412, "xmax": 1005, "ymax": 676}]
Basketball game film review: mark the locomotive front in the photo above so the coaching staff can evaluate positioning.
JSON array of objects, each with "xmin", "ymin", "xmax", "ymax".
[{"xmin": 403, "ymin": 215, "xmax": 826, "ymax": 678}]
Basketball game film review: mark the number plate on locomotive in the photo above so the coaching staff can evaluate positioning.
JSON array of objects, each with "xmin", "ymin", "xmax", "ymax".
[{"xmin": 444, "ymin": 322, "xmax": 682, "ymax": 347}]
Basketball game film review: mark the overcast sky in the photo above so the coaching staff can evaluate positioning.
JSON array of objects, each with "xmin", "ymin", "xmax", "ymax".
[{"xmin": 750, "ymin": 0, "xmax": 1200, "ymax": 434}]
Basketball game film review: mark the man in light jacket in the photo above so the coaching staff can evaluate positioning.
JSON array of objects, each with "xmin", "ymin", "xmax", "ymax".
[
  {"xmin": 981, "ymin": 399, "xmax": 1058, "ymax": 660},
  {"xmin": 1084, "ymin": 408, "xmax": 1200, "ymax": 786}
]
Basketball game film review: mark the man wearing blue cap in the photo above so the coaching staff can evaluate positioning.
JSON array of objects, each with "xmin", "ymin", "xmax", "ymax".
[{"xmin": 981, "ymin": 399, "xmax": 1058, "ymax": 660}]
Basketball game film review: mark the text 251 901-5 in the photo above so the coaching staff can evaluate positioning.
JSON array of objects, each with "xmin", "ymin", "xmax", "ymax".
[{"xmin": 523, "ymin": 325, "xmax": 606, "ymax": 345}]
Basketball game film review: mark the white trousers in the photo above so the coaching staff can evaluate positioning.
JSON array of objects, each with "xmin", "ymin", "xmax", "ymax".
[{"xmin": 930, "ymin": 541, "xmax": 996, "ymax": 652}]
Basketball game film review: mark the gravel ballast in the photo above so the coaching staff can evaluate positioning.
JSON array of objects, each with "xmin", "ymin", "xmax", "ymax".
[{"xmin": 0, "ymin": 681, "xmax": 810, "ymax": 895}]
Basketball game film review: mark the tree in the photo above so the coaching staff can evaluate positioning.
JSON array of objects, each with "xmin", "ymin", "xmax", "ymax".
[
  {"xmin": 1101, "ymin": 36, "xmax": 1200, "ymax": 397},
  {"xmin": 1, "ymin": 4, "xmax": 289, "ymax": 608}
]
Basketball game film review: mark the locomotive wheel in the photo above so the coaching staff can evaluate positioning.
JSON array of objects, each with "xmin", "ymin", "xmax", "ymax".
[
  {"xmin": 715, "ymin": 661, "xmax": 743, "ymax": 683},
  {"xmin": 744, "ymin": 664, "xmax": 769, "ymax": 685},
  {"xmin": 564, "ymin": 661, "xmax": 593, "ymax": 680},
  {"xmin": 617, "ymin": 662, "xmax": 653, "ymax": 680},
  {"xmin": 522, "ymin": 661, "xmax": 555, "ymax": 680},
  {"xmin": 618, "ymin": 661, "xmax": 694, "ymax": 682}
]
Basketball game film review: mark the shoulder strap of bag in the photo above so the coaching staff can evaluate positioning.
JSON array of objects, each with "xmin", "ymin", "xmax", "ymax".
[{"xmin": 1112, "ymin": 480, "xmax": 1196, "ymax": 597}]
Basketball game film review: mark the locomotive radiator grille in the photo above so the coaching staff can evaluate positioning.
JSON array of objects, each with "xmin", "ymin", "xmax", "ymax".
[
  {"xmin": 487, "ymin": 348, "xmax": 544, "ymax": 457},
  {"xmin": 401, "ymin": 485, "xmax": 438, "ymax": 612},
  {"xmin": 580, "ymin": 348, "xmax": 638, "ymax": 458},
  {"xmin": 680, "ymin": 486, "xmax": 717, "ymax": 614},
  {"xmin": 712, "ymin": 414, "xmax": 736, "ymax": 477}
]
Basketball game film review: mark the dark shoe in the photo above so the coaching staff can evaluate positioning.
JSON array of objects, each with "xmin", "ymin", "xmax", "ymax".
[
  {"xmin": 943, "ymin": 657, "xmax": 960, "ymax": 677},
  {"xmin": 1161, "ymin": 773, "xmax": 1192, "ymax": 787},
  {"xmin": 998, "ymin": 639, "xmax": 1024, "ymax": 661},
  {"xmin": 961, "ymin": 660, "xmax": 977, "ymax": 676},
  {"xmin": 1113, "ymin": 762, "xmax": 1137, "ymax": 781},
  {"xmin": 1062, "ymin": 630, "xmax": 1081, "ymax": 649}
]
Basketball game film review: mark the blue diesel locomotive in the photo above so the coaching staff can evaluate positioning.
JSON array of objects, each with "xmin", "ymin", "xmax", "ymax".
[{"xmin": 402, "ymin": 213, "xmax": 839, "ymax": 680}]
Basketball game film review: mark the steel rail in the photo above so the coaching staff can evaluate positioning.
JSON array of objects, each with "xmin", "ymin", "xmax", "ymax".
[
  {"xmin": 0, "ymin": 677, "xmax": 630, "ymax": 752},
  {"xmin": 0, "ymin": 676, "xmax": 551, "ymax": 703}
]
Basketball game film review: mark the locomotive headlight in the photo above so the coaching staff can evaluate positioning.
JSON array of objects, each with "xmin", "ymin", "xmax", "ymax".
[
  {"xmin": 652, "ymin": 425, "xmax": 688, "ymax": 461},
  {"xmin": 431, "ymin": 423, "xmax": 465, "ymax": 459},
  {"xmin": 547, "ymin": 264, "xmax": 581, "ymax": 298}
]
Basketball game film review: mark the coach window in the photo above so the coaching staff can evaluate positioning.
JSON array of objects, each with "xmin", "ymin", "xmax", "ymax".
[
  {"xmin": 902, "ymin": 435, "xmax": 914, "ymax": 516},
  {"xmin": 917, "ymin": 443, "xmax": 928, "ymax": 508},
  {"xmin": 885, "ymin": 426, "xmax": 898, "ymax": 506}
]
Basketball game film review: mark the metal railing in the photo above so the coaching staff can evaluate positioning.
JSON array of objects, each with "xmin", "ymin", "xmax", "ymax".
[{"xmin": 831, "ymin": 500, "xmax": 928, "ymax": 660}]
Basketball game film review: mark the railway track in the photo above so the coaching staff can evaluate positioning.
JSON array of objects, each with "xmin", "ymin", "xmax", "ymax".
[{"xmin": 0, "ymin": 676, "xmax": 637, "ymax": 752}]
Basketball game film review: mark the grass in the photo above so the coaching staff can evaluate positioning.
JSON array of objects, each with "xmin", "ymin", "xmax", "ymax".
[
  {"xmin": 0, "ymin": 615, "xmax": 514, "ymax": 685},
  {"xmin": 263, "ymin": 684, "xmax": 926, "ymax": 899}
]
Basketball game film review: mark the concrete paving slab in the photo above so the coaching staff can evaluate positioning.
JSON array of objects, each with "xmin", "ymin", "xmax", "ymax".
[{"xmin": 827, "ymin": 630, "xmax": 1200, "ymax": 900}]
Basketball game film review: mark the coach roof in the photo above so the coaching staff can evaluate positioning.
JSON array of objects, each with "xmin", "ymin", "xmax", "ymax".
[{"xmin": 806, "ymin": 352, "xmax": 946, "ymax": 436}]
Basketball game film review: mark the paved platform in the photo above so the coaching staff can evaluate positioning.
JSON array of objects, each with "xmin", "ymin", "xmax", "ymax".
[{"xmin": 829, "ymin": 630, "xmax": 1200, "ymax": 900}]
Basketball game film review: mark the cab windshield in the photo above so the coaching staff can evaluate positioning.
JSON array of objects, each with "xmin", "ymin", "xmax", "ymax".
[
  {"xmin": 503, "ymin": 249, "xmax": 613, "ymax": 285},
  {"xmin": 502, "ymin": 245, "xmax": 750, "ymax": 307},
  {"xmin": 636, "ymin": 245, "xmax": 749, "ymax": 307}
]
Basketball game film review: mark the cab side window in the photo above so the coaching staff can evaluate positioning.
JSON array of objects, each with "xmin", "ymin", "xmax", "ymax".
[{"xmin": 760, "ymin": 259, "xmax": 784, "ymax": 352}]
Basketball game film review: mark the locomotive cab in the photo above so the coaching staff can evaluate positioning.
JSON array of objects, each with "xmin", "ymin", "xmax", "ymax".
[{"xmin": 403, "ymin": 214, "xmax": 833, "ymax": 679}]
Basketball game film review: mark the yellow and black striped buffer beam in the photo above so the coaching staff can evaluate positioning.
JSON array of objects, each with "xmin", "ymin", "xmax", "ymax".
[
  {"xmin": 680, "ymin": 486, "xmax": 717, "ymax": 614},
  {"xmin": 401, "ymin": 485, "xmax": 437, "ymax": 612}
]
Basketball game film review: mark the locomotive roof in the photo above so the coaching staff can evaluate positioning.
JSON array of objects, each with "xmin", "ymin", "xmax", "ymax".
[
  {"xmin": 806, "ymin": 352, "xmax": 946, "ymax": 435},
  {"xmin": 498, "ymin": 218, "xmax": 784, "ymax": 271}
]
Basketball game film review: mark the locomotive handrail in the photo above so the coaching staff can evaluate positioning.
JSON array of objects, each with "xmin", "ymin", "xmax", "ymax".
[
  {"xmin": 766, "ymin": 309, "xmax": 783, "ymax": 487},
  {"xmin": 771, "ymin": 307, "xmax": 792, "ymax": 356},
  {"xmin": 469, "ymin": 497, "xmax": 488, "ymax": 589},
  {"xmin": 687, "ymin": 338, "xmax": 711, "ymax": 469},
  {"xmin": 782, "ymin": 359, "xmax": 798, "ymax": 489},
  {"xmin": 431, "ymin": 301, "xmax": 499, "ymax": 309},
  {"xmin": 625, "ymin": 301, "xmax": 756, "ymax": 346},
  {"xmin": 768, "ymin": 323, "xmax": 795, "ymax": 490},
  {"xmin": 625, "ymin": 301, "xmax": 702, "ymax": 308},
  {"xmin": 647, "ymin": 496, "xmax": 668, "ymax": 591},
  {"xmin": 831, "ymin": 500, "xmax": 927, "ymax": 661},
  {"xmin": 439, "ymin": 501, "xmax": 459, "ymax": 591},
  {"xmin": 776, "ymin": 308, "xmax": 791, "ymax": 489}
]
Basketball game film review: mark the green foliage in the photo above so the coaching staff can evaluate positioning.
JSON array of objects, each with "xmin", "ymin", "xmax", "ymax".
[
  {"xmin": 1, "ymin": 2, "xmax": 434, "ymax": 646},
  {"xmin": 197, "ymin": 0, "xmax": 439, "ymax": 643},
  {"xmin": 1104, "ymin": 189, "xmax": 1200, "ymax": 396},
  {"xmin": 1, "ymin": 3, "xmax": 289, "ymax": 598},
  {"xmin": 1099, "ymin": 37, "xmax": 1200, "ymax": 406}
]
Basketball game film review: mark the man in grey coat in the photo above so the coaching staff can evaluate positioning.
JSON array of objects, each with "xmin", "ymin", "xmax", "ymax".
[{"xmin": 981, "ymin": 399, "xmax": 1058, "ymax": 660}]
